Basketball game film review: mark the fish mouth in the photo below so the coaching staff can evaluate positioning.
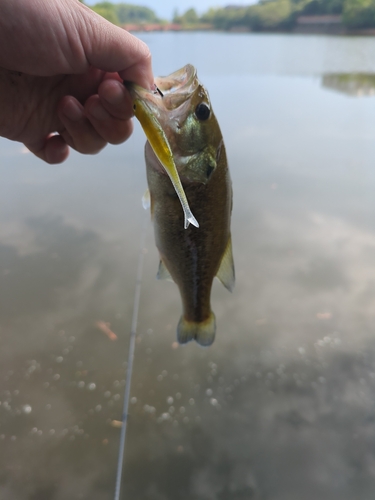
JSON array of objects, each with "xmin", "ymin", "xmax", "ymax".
[
  {"xmin": 126, "ymin": 64, "xmax": 198, "ymax": 112},
  {"xmin": 155, "ymin": 64, "xmax": 198, "ymax": 109},
  {"xmin": 125, "ymin": 65, "xmax": 199, "ymax": 230}
]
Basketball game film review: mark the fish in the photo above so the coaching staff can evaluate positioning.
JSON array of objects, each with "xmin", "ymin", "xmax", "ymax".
[{"xmin": 125, "ymin": 64, "xmax": 234, "ymax": 346}]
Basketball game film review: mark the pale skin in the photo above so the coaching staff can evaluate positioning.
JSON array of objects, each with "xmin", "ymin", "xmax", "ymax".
[{"xmin": 0, "ymin": 0, "xmax": 154, "ymax": 164}]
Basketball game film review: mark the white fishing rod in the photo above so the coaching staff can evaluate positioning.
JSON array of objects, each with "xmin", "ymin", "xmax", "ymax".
[{"xmin": 114, "ymin": 213, "xmax": 148, "ymax": 500}]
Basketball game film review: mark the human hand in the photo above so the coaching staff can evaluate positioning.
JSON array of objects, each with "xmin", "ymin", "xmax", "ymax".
[{"xmin": 0, "ymin": 0, "xmax": 153, "ymax": 163}]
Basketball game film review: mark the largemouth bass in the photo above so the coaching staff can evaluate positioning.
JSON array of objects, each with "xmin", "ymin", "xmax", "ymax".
[{"xmin": 126, "ymin": 65, "xmax": 234, "ymax": 346}]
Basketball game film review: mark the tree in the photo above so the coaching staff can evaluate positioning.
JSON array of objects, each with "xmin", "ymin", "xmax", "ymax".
[
  {"xmin": 298, "ymin": 0, "xmax": 344, "ymax": 14},
  {"xmin": 115, "ymin": 4, "xmax": 159, "ymax": 24},
  {"xmin": 91, "ymin": 2, "xmax": 119, "ymax": 24},
  {"xmin": 181, "ymin": 8, "xmax": 199, "ymax": 24},
  {"xmin": 247, "ymin": 0, "xmax": 294, "ymax": 30},
  {"xmin": 343, "ymin": 0, "xmax": 375, "ymax": 27},
  {"xmin": 89, "ymin": 2, "xmax": 159, "ymax": 25},
  {"xmin": 201, "ymin": 7, "xmax": 248, "ymax": 30},
  {"xmin": 172, "ymin": 8, "xmax": 181, "ymax": 23}
]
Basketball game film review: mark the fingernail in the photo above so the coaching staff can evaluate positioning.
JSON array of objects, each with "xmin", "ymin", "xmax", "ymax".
[
  {"xmin": 63, "ymin": 100, "xmax": 83, "ymax": 122},
  {"xmin": 89, "ymin": 104, "xmax": 110, "ymax": 121}
]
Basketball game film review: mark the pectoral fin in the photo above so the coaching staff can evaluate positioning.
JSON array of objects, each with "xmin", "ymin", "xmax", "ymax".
[
  {"xmin": 157, "ymin": 260, "xmax": 174, "ymax": 282},
  {"xmin": 142, "ymin": 189, "xmax": 151, "ymax": 210},
  {"xmin": 216, "ymin": 236, "xmax": 235, "ymax": 292}
]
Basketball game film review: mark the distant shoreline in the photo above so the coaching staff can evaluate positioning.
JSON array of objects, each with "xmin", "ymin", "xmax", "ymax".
[
  {"xmin": 122, "ymin": 15, "xmax": 375, "ymax": 37},
  {"xmin": 123, "ymin": 27, "xmax": 375, "ymax": 37}
]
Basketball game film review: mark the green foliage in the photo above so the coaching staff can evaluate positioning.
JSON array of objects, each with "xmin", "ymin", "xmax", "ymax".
[
  {"xmin": 172, "ymin": 8, "xmax": 180, "ymax": 23},
  {"xmin": 88, "ymin": 0, "xmax": 375, "ymax": 30},
  {"xmin": 174, "ymin": 8, "xmax": 203, "ymax": 25},
  {"xmin": 201, "ymin": 1, "xmax": 294, "ymax": 31},
  {"xmin": 115, "ymin": 4, "xmax": 159, "ymax": 24},
  {"xmin": 182, "ymin": 8, "xmax": 199, "ymax": 24},
  {"xmin": 247, "ymin": 0, "xmax": 294, "ymax": 29},
  {"xmin": 91, "ymin": 3, "xmax": 119, "ymax": 24},
  {"xmin": 343, "ymin": 0, "xmax": 375, "ymax": 27},
  {"xmin": 201, "ymin": 7, "xmax": 247, "ymax": 30},
  {"xmin": 299, "ymin": 0, "xmax": 344, "ymax": 14},
  {"xmin": 90, "ymin": 2, "xmax": 159, "ymax": 25}
]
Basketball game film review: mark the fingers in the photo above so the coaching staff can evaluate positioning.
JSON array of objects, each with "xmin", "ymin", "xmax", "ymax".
[
  {"xmin": 58, "ymin": 90, "xmax": 134, "ymax": 153},
  {"xmin": 58, "ymin": 96, "xmax": 107, "ymax": 154},
  {"xmin": 84, "ymin": 78, "xmax": 134, "ymax": 144},
  {"xmin": 26, "ymin": 134, "xmax": 70, "ymax": 164},
  {"xmin": 27, "ymin": 79, "xmax": 136, "ymax": 164},
  {"xmin": 85, "ymin": 95, "xmax": 134, "ymax": 145},
  {"xmin": 98, "ymin": 78, "xmax": 133, "ymax": 120}
]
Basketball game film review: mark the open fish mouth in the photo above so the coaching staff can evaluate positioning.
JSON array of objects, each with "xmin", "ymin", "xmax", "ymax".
[
  {"xmin": 125, "ymin": 65, "xmax": 199, "ymax": 229},
  {"xmin": 127, "ymin": 65, "xmax": 198, "ymax": 111},
  {"xmin": 155, "ymin": 64, "xmax": 197, "ymax": 92},
  {"xmin": 154, "ymin": 64, "xmax": 198, "ymax": 110}
]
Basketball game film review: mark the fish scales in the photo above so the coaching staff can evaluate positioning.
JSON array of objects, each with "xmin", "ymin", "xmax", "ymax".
[{"xmin": 148, "ymin": 142, "xmax": 231, "ymax": 320}]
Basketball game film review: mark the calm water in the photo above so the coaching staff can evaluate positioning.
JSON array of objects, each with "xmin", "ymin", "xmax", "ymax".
[{"xmin": 2, "ymin": 33, "xmax": 375, "ymax": 500}]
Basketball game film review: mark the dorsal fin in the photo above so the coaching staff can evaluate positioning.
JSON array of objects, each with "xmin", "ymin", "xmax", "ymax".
[
  {"xmin": 157, "ymin": 260, "xmax": 174, "ymax": 282},
  {"xmin": 216, "ymin": 236, "xmax": 235, "ymax": 292}
]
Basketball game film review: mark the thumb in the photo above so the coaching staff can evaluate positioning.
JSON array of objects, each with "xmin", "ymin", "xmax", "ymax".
[{"xmin": 78, "ymin": 3, "xmax": 154, "ymax": 89}]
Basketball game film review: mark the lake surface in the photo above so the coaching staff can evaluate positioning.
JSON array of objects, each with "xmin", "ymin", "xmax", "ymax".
[{"xmin": 1, "ymin": 33, "xmax": 375, "ymax": 500}]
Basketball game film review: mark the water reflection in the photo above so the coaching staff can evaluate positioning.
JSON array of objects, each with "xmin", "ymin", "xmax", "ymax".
[
  {"xmin": 322, "ymin": 73, "xmax": 375, "ymax": 97},
  {"xmin": 2, "ymin": 33, "xmax": 375, "ymax": 499}
]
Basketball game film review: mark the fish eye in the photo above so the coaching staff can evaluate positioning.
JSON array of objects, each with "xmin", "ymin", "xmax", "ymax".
[{"xmin": 195, "ymin": 103, "xmax": 210, "ymax": 121}]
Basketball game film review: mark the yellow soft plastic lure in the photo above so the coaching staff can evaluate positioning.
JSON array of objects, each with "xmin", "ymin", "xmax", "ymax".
[{"xmin": 132, "ymin": 97, "xmax": 199, "ymax": 229}]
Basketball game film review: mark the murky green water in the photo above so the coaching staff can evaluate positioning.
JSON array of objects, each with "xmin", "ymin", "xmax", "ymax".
[{"xmin": 2, "ymin": 33, "xmax": 375, "ymax": 499}]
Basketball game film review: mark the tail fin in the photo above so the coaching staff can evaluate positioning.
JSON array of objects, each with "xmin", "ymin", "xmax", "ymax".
[{"xmin": 177, "ymin": 312, "xmax": 216, "ymax": 347}]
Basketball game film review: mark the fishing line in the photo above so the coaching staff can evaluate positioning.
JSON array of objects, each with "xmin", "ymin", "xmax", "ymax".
[{"xmin": 114, "ymin": 212, "xmax": 148, "ymax": 500}]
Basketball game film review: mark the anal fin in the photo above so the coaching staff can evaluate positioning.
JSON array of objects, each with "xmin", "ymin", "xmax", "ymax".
[
  {"xmin": 216, "ymin": 236, "xmax": 235, "ymax": 292},
  {"xmin": 157, "ymin": 260, "xmax": 174, "ymax": 282}
]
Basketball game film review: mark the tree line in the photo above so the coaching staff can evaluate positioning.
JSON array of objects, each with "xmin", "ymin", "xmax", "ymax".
[
  {"xmin": 83, "ymin": 1, "xmax": 375, "ymax": 30},
  {"xmin": 194, "ymin": 0, "xmax": 375, "ymax": 31},
  {"xmin": 83, "ymin": 2, "xmax": 160, "ymax": 25}
]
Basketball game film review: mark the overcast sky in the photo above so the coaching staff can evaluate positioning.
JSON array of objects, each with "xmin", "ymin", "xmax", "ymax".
[{"xmin": 85, "ymin": 1, "xmax": 257, "ymax": 21}]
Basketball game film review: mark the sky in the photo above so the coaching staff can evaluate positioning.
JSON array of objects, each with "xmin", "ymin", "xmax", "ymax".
[{"xmin": 84, "ymin": 1, "xmax": 258, "ymax": 21}]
